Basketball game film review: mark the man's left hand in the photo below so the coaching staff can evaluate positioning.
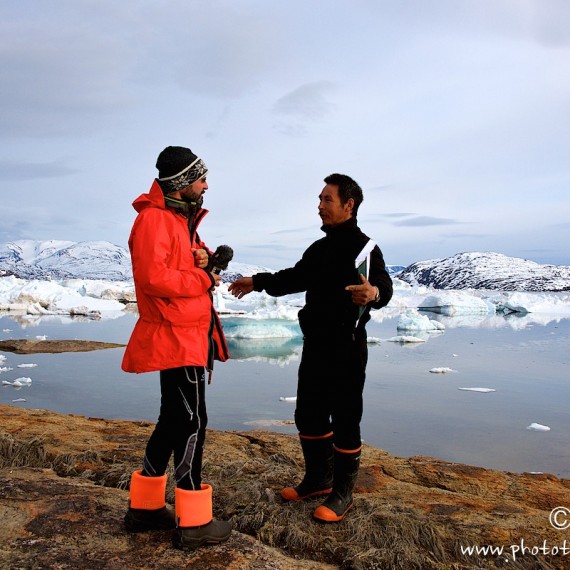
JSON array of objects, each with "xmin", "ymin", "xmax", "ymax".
[{"xmin": 345, "ymin": 274, "xmax": 378, "ymax": 306}]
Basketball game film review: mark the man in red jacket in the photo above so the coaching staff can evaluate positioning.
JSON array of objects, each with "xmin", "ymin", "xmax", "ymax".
[{"xmin": 121, "ymin": 146, "xmax": 231, "ymax": 550}]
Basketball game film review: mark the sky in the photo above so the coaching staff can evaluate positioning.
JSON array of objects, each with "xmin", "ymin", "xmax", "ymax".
[{"xmin": 1, "ymin": 0, "xmax": 569, "ymax": 269}]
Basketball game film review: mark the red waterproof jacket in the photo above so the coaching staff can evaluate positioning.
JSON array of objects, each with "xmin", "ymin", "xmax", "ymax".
[{"xmin": 121, "ymin": 180, "xmax": 229, "ymax": 374}]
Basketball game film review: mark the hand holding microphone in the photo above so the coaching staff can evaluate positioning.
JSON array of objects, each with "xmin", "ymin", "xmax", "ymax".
[
  {"xmin": 207, "ymin": 245, "xmax": 234, "ymax": 275},
  {"xmin": 192, "ymin": 248, "xmax": 209, "ymax": 269}
]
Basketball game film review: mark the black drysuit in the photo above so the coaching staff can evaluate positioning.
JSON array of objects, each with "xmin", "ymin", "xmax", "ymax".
[{"xmin": 252, "ymin": 217, "xmax": 393, "ymax": 450}]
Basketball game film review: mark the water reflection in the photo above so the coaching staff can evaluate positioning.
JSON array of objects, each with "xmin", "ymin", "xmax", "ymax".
[
  {"xmin": 2, "ymin": 311, "xmax": 570, "ymax": 475},
  {"xmin": 222, "ymin": 316, "xmax": 302, "ymax": 364},
  {"xmin": 226, "ymin": 337, "xmax": 302, "ymax": 364}
]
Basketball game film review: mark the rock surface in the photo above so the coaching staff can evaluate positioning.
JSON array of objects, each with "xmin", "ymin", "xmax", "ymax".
[
  {"xmin": 1, "ymin": 405, "xmax": 570, "ymax": 569},
  {"xmin": 0, "ymin": 339, "xmax": 125, "ymax": 354}
]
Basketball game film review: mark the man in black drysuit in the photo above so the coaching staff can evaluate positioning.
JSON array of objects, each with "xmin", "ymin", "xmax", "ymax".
[{"xmin": 229, "ymin": 173, "xmax": 393, "ymax": 522}]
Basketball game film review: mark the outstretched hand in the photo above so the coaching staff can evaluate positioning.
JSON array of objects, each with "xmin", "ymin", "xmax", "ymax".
[
  {"xmin": 345, "ymin": 274, "xmax": 378, "ymax": 306},
  {"xmin": 228, "ymin": 277, "xmax": 254, "ymax": 299}
]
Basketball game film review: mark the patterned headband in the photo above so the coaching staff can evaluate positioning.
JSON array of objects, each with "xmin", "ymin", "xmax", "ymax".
[{"xmin": 157, "ymin": 158, "xmax": 208, "ymax": 194}]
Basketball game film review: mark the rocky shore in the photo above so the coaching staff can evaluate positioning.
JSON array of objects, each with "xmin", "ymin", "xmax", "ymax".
[{"xmin": 1, "ymin": 403, "xmax": 570, "ymax": 569}]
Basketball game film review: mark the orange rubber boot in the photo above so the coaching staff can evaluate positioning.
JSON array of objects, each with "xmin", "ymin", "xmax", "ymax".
[
  {"xmin": 124, "ymin": 470, "xmax": 175, "ymax": 532},
  {"xmin": 172, "ymin": 484, "xmax": 231, "ymax": 550}
]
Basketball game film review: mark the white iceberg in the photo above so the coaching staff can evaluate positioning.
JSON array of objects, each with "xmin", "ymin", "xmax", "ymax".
[
  {"xmin": 419, "ymin": 291, "xmax": 493, "ymax": 316},
  {"xmin": 526, "ymin": 423, "xmax": 551, "ymax": 432},
  {"xmin": 387, "ymin": 335, "xmax": 426, "ymax": 343}
]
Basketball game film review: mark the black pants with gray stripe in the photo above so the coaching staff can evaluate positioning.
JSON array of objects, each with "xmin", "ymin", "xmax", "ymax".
[{"xmin": 142, "ymin": 366, "xmax": 207, "ymax": 490}]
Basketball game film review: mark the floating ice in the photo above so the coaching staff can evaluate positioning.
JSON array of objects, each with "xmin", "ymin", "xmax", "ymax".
[
  {"xmin": 419, "ymin": 291, "xmax": 493, "ymax": 316},
  {"xmin": 387, "ymin": 336, "xmax": 426, "ymax": 343},
  {"xmin": 12, "ymin": 398, "xmax": 26, "ymax": 402},
  {"xmin": 397, "ymin": 310, "xmax": 445, "ymax": 332},
  {"xmin": 429, "ymin": 367, "xmax": 455, "ymax": 374},
  {"xmin": 0, "ymin": 274, "xmax": 127, "ymax": 315},
  {"xmin": 3, "ymin": 377, "xmax": 32, "ymax": 387},
  {"xmin": 527, "ymin": 423, "xmax": 551, "ymax": 432},
  {"xmin": 17, "ymin": 363, "xmax": 38, "ymax": 368},
  {"xmin": 279, "ymin": 396, "xmax": 297, "ymax": 402},
  {"xmin": 35, "ymin": 335, "xmax": 48, "ymax": 340},
  {"xmin": 0, "ymin": 367, "xmax": 14, "ymax": 373},
  {"xmin": 2, "ymin": 261, "xmax": 570, "ymax": 329},
  {"xmin": 458, "ymin": 387, "xmax": 496, "ymax": 393}
]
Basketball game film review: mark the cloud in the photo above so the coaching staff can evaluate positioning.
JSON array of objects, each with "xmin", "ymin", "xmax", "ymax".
[
  {"xmin": 381, "ymin": 213, "xmax": 417, "ymax": 219},
  {"xmin": 365, "ymin": 185, "xmax": 393, "ymax": 193},
  {"xmin": 271, "ymin": 226, "xmax": 315, "ymax": 235},
  {"xmin": 0, "ymin": 11, "xmax": 135, "ymax": 138},
  {"xmin": 273, "ymin": 81, "xmax": 337, "ymax": 120},
  {"xmin": 0, "ymin": 160, "xmax": 77, "ymax": 181},
  {"xmin": 529, "ymin": 0, "xmax": 570, "ymax": 47},
  {"xmin": 1, "ymin": 0, "xmax": 569, "ymax": 268},
  {"xmin": 272, "ymin": 81, "xmax": 337, "ymax": 136},
  {"xmin": 393, "ymin": 216, "xmax": 461, "ymax": 227}
]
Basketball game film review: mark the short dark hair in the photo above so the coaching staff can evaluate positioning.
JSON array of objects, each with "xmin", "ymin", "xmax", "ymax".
[{"xmin": 324, "ymin": 173, "xmax": 363, "ymax": 217}]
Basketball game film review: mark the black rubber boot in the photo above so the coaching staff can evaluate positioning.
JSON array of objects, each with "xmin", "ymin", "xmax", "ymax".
[
  {"xmin": 313, "ymin": 448, "xmax": 360, "ymax": 522},
  {"xmin": 124, "ymin": 504, "xmax": 176, "ymax": 532},
  {"xmin": 281, "ymin": 433, "xmax": 334, "ymax": 501},
  {"xmin": 172, "ymin": 519, "xmax": 232, "ymax": 550}
]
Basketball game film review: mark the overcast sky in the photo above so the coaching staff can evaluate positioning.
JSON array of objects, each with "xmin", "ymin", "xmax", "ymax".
[{"xmin": 1, "ymin": 0, "xmax": 569, "ymax": 268}]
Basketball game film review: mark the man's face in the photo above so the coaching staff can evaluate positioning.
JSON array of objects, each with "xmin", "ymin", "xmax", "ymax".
[
  {"xmin": 318, "ymin": 183, "xmax": 353, "ymax": 227},
  {"xmin": 178, "ymin": 177, "xmax": 208, "ymax": 204}
]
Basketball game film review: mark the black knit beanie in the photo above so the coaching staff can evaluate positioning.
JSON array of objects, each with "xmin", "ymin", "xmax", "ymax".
[{"xmin": 155, "ymin": 146, "xmax": 208, "ymax": 194}]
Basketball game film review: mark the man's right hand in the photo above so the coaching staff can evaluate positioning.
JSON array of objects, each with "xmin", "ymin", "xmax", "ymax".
[{"xmin": 228, "ymin": 277, "xmax": 254, "ymax": 299}]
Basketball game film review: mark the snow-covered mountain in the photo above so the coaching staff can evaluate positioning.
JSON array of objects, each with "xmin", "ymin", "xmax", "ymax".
[
  {"xmin": 398, "ymin": 252, "xmax": 570, "ymax": 292},
  {"xmin": 387, "ymin": 265, "xmax": 406, "ymax": 276},
  {"xmin": 2, "ymin": 241, "xmax": 569, "ymax": 292},
  {"xmin": 0, "ymin": 240, "xmax": 132, "ymax": 281}
]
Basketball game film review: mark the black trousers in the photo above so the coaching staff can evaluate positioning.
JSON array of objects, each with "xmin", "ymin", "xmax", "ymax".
[
  {"xmin": 294, "ymin": 329, "xmax": 368, "ymax": 451},
  {"xmin": 142, "ymin": 366, "xmax": 207, "ymax": 490}
]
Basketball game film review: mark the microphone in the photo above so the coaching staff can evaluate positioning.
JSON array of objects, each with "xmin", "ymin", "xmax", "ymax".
[{"xmin": 208, "ymin": 245, "xmax": 233, "ymax": 274}]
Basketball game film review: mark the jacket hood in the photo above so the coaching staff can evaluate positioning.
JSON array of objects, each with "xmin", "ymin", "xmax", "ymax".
[{"xmin": 132, "ymin": 180, "xmax": 167, "ymax": 213}]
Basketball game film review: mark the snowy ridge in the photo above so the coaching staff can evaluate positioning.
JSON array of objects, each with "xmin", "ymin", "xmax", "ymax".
[
  {"xmin": 0, "ymin": 240, "xmax": 405, "ymax": 283},
  {"xmin": 0, "ymin": 240, "xmax": 132, "ymax": 281},
  {"xmin": 1, "ymin": 241, "xmax": 570, "ymax": 293},
  {"xmin": 397, "ymin": 252, "xmax": 570, "ymax": 292},
  {"xmin": 1, "ymin": 243, "xmax": 570, "ymax": 324}
]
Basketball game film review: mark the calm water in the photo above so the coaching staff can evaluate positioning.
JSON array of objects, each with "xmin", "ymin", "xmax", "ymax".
[{"xmin": 1, "ymin": 311, "xmax": 569, "ymax": 478}]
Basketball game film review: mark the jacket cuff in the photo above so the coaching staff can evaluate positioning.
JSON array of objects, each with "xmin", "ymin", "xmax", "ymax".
[{"xmin": 252, "ymin": 273, "xmax": 269, "ymax": 292}]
